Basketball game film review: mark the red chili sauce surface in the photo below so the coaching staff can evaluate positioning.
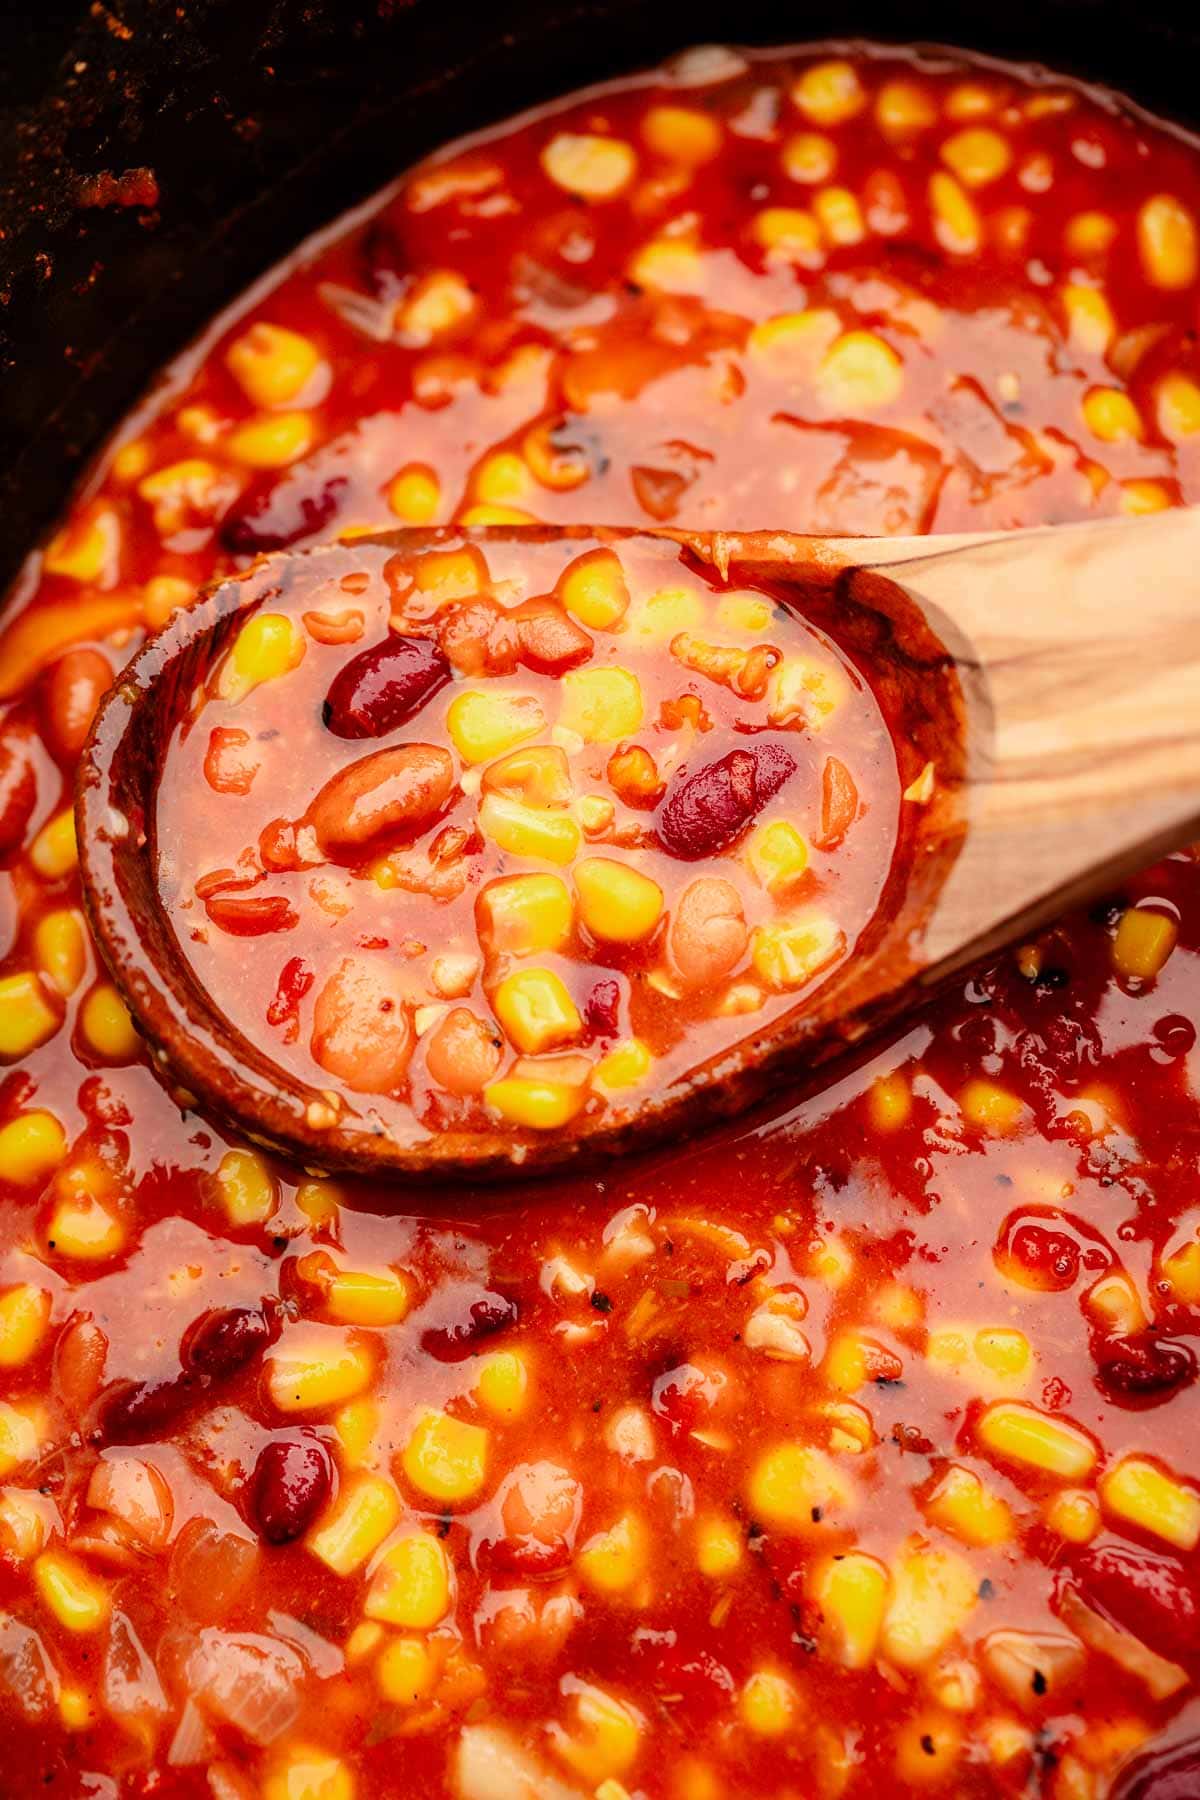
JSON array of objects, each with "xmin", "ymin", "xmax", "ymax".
[{"xmin": 2, "ymin": 39, "xmax": 1200, "ymax": 1800}]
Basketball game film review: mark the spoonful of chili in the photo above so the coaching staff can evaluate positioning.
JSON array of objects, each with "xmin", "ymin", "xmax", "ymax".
[{"xmin": 76, "ymin": 513, "xmax": 1200, "ymax": 1179}]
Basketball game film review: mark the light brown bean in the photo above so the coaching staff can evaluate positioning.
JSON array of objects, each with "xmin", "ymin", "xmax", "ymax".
[
  {"xmin": 670, "ymin": 876, "xmax": 748, "ymax": 990},
  {"xmin": 41, "ymin": 648, "xmax": 113, "ymax": 762},
  {"xmin": 424, "ymin": 1006, "xmax": 503, "ymax": 1095},
  {"xmin": 310, "ymin": 955, "xmax": 414, "ymax": 1092},
  {"xmin": 513, "ymin": 599, "xmax": 593, "ymax": 674},
  {"xmin": 307, "ymin": 743, "xmax": 454, "ymax": 856}
]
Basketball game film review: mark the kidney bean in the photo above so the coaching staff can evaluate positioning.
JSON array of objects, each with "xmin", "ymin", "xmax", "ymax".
[
  {"xmin": 0, "ymin": 711, "xmax": 37, "ymax": 858},
  {"xmin": 1094, "ymin": 1333, "xmax": 1196, "ymax": 1406},
  {"xmin": 585, "ymin": 977, "xmax": 621, "ymax": 1039},
  {"xmin": 266, "ymin": 955, "xmax": 314, "ymax": 1045},
  {"xmin": 204, "ymin": 892, "xmax": 298, "ymax": 937},
  {"xmin": 41, "ymin": 648, "xmax": 113, "ymax": 763},
  {"xmin": 657, "ymin": 742, "xmax": 796, "ymax": 859},
  {"xmin": 512, "ymin": 599, "xmax": 593, "ymax": 674},
  {"xmin": 421, "ymin": 1284, "xmax": 518, "ymax": 1360},
  {"xmin": 184, "ymin": 1305, "xmax": 273, "ymax": 1381},
  {"xmin": 53, "ymin": 1316, "xmax": 108, "ymax": 1420},
  {"xmin": 311, "ymin": 954, "xmax": 414, "ymax": 1092},
  {"xmin": 1111, "ymin": 1737, "xmax": 1200, "ymax": 1800},
  {"xmin": 1071, "ymin": 1541, "xmax": 1200, "ymax": 1666},
  {"xmin": 322, "ymin": 634, "xmax": 450, "ymax": 739},
  {"xmin": 100, "ymin": 1376, "xmax": 191, "ymax": 1443},
  {"xmin": 307, "ymin": 743, "xmax": 454, "ymax": 856},
  {"xmin": 204, "ymin": 725, "xmax": 259, "ymax": 796},
  {"xmin": 670, "ymin": 877, "xmax": 748, "ymax": 991},
  {"xmin": 424, "ymin": 1007, "xmax": 503, "ymax": 1095},
  {"xmin": 491, "ymin": 1460, "xmax": 580, "ymax": 1574},
  {"xmin": 436, "ymin": 597, "xmax": 519, "ymax": 677},
  {"xmin": 252, "ymin": 1438, "xmax": 332, "ymax": 1544},
  {"xmin": 221, "ymin": 470, "xmax": 347, "ymax": 555}
]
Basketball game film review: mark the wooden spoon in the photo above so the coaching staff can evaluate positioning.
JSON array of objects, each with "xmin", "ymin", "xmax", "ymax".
[{"xmin": 76, "ymin": 511, "xmax": 1200, "ymax": 1180}]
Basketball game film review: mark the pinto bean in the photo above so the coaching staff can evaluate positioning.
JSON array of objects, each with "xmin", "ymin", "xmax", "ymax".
[
  {"xmin": 252, "ymin": 1438, "xmax": 332, "ymax": 1544},
  {"xmin": 424, "ymin": 1007, "xmax": 503, "ymax": 1095},
  {"xmin": 437, "ymin": 597, "xmax": 519, "ymax": 677},
  {"xmin": 512, "ymin": 599, "xmax": 593, "ymax": 673},
  {"xmin": 41, "ymin": 648, "xmax": 113, "ymax": 762},
  {"xmin": 657, "ymin": 742, "xmax": 797, "ymax": 859},
  {"xmin": 306, "ymin": 743, "xmax": 454, "ymax": 856},
  {"xmin": 310, "ymin": 955, "xmax": 414, "ymax": 1093},
  {"xmin": 322, "ymin": 634, "xmax": 450, "ymax": 739},
  {"xmin": 670, "ymin": 877, "xmax": 748, "ymax": 990},
  {"xmin": 0, "ymin": 712, "xmax": 38, "ymax": 858}
]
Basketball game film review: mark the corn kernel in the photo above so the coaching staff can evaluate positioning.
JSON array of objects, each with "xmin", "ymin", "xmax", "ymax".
[
  {"xmin": 296, "ymin": 1178, "xmax": 342, "ymax": 1230},
  {"xmin": 142, "ymin": 573, "xmax": 194, "ymax": 630},
  {"xmin": 447, "ymin": 690, "xmax": 545, "ymax": 764},
  {"xmin": 267, "ymin": 1331, "xmax": 374, "ymax": 1412},
  {"xmin": 751, "ymin": 208, "xmax": 822, "ymax": 264},
  {"xmin": 346, "ymin": 1620, "xmax": 385, "ymax": 1667},
  {"xmin": 960, "ymin": 1078, "xmax": 1026, "ymax": 1135},
  {"xmin": 1100, "ymin": 1456, "xmax": 1200, "ymax": 1550},
  {"xmin": 79, "ymin": 983, "xmax": 139, "ymax": 1062},
  {"xmin": 478, "ymin": 874, "xmax": 574, "ymax": 957},
  {"xmin": 559, "ymin": 667, "xmax": 644, "ymax": 743},
  {"xmin": 493, "ymin": 968, "xmax": 582, "ymax": 1054},
  {"xmin": 476, "ymin": 1349, "xmax": 529, "ymax": 1418},
  {"xmin": 484, "ymin": 1075, "xmax": 587, "ymax": 1130},
  {"xmin": 822, "ymin": 328, "xmax": 905, "ymax": 411},
  {"xmin": 895, "ymin": 1712, "xmax": 964, "ymax": 1785},
  {"xmin": 811, "ymin": 1551, "xmax": 889, "ymax": 1668},
  {"xmin": 768, "ymin": 653, "xmax": 847, "ymax": 727},
  {"xmin": 335, "ymin": 1398, "xmax": 379, "ymax": 1469},
  {"xmin": 929, "ymin": 171, "xmax": 981, "ymax": 254},
  {"xmin": 376, "ymin": 1635, "xmax": 439, "ymax": 1704},
  {"xmin": 474, "ymin": 451, "xmax": 533, "ymax": 506},
  {"xmin": 876, "ymin": 80, "xmax": 937, "ymax": 136},
  {"xmin": 541, "ymin": 133, "xmax": 637, "ymax": 200},
  {"xmin": 1067, "ymin": 210, "xmax": 1118, "ymax": 257},
  {"xmin": 924, "ymin": 1464, "xmax": 1014, "ymax": 1547},
  {"xmin": 387, "ymin": 463, "xmax": 441, "ymax": 523},
  {"xmin": 327, "ymin": 1268, "xmax": 411, "ymax": 1327},
  {"xmin": 557, "ymin": 549, "xmax": 630, "ymax": 630},
  {"xmin": 881, "ymin": 1545, "xmax": 977, "ymax": 1669},
  {"xmin": 46, "ymin": 1192, "xmax": 125, "ymax": 1261},
  {"xmin": 628, "ymin": 238, "xmax": 705, "ymax": 295},
  {"xmin": 34, "ymin": 1549, "xmax": 110, "ymax": 1633},
  {"xmin": 1083, "ymin": 386, "xmax": 1144, "ymax": 444},
  {"xmin": 975, "ymin": 1328, "xmax": 1030, "ymax": 1379},
  {"xmin": 715, "ymin": 593, "xmax": 774, "ymax": 637},
  {"xmin": 307, "ymin": 1472, "xmax": 401, "ymax": 1576},
  {"xmin": 1062, "ymin": 284, "xmax": 1116, "ymax": 357},
  {"xmin": 45, "ymin": 505, "xmax": 121, "ymax": 587},
  {"xmin": 0, "ymin": 1285, "xmax": 51, "ymax": 1367},
  {"xmin": 409, "ymin": 545, "xmax": 488, "ymax": 605},
  {"xmin": 1138, "ymin": 195, "xmax": 1199, "ymax": 290},
  {"xmin": 30, "ymin": 810, "xmax": 77, "ymax": 880},
  {"xmin": 977, "ymin": 1401, "xmax": 1097, "ymax": 1479},
  {"xmin": 33, "ymin": 909, "xmax": 88, "ymax": 998},
  {"xmin": 213, "ymin": 1148, "xmax": 277, "ymax": 1227},
  {"xmin": 739, "ymin": 1669, "xmax": 798, "ymax": 1736},
  {"xmin": 642, "ymin": 104, "xmax": 722, "ymax": 165},
  {"xmin": 1113, "ymin": 905, "xmax": 1177, "ymax": 979},
  {"xmin": 484, "ymin": 744, "xmax": 574, "ymax": 810},
  {"xmin": 747, "ymin": 1442, "xmax": 853, "ymax": 1532},
  {"xmin": 365, "ymin": 1531, "xmax": 452, "ymax": 1628},
  {"xmin": 868, "ymin": 1071, "xmax": 912, "ymax": 1132},
  {"xmin": 746, "ymin": 821, "xmax": 810, "ymax": 896},
  {"xmin": 58, "ymin": 1686, "xmax": 93, "ymax": 1731},
  {"xmin": 226, "ymin": 322, "xmax": 322, "ymax": 407},
  {"xmin": 399, "ymin": 270, "xmax": 478, "ymax": 343},
  {"xmin": 1162, "ymin": 1238, "xmax": 1200, "ymax": 1304},
  {"xmin": 478, "ymin": 795, "xmax": 581, "ymax": 866},
  {"xmin": 262, "ymin": 1745, "xmax": 354, "ymax": 1800},
  {"xmin": 941, "ymin": 127, "xmax": 1013, "ymax": 187},
  {"xmin": 552, "ymin": 1684, "xmax": 642, "ymax": 1783},
  {"xmin": 1084, "ymin": 1271, "xmax": 1145, "ymax": 1335},
  {"xmin": 594, "ymin": 1039, "xmax": 653, "ymax": 1092},
  {"xmin": 0, "ymin": 1110, "xmax": 67, "ymax": 1186},
  {"xmin": 578, "ymin": 1512, "xmax": 649, "ymax": 1593},
  {"xmin": 813, "ymin": 186, "xmax": 865, "ymax": 248},
  {"xmin": 1120, "ymin": 479, "xmax": 1173, "ymax": 515},
  {"xmin": 219, "ymin": 612, "xmax": 305, "ymax": 702},
  {"xmin": 696, "ymin": 1515, "xmax": 743, "ymax": 1578},
  {"xmin": 1043, "ymin": 1488, "xmax": 1101, "ymax": 1544},
  {"xmin": 780, "ymin": 131, "xmax": 837, "ymax": 187},
  {"xmin": 226, "ymin": 411, "xmax": 315, "ymax": 469},
  {"xmin": 574, "ymin": 858, "xmax": 664, "ymax": 943},
  {"xmin": 401, "ymin": 1408, "xmax": 489, "ymax": 1505},
  {"xmin": 0, "ymin": 1403, "xmax": 41, "ymax": 1478},
  {"xmin": 792, "ymin": 60, "xmax": 865, "ymax": 126},
  {"xmin": 751, "ymin": 913, "xmax": 841, "ymax": 991}
]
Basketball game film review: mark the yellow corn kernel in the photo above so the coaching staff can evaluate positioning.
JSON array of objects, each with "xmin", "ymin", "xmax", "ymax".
[
  {"xmin": 484, "ymin": 744, "xmax": 574, "ymax": 812},
  {"xmin": 594, "ymin": 1039, "xmax": 653, "ymax": 1092},
  {"xmin": 559, "ymin": 667, "xmax": 644, "ymax": 743},
  {"xmin": 219, "ymin": 612, "xmax": 305, "ymax": 702},
  {"xmin": 747, "ymin": 309, "xmax": 840, "ymax": 380},
  {"xmin": 1162, "ymin": 1238, "xmax": 1200, "ymax": 1304},
  {"xmin": 895, "ymin": 1712, "xmax": 964, "ymax": 1786},
  {"xmin": 627, "ymin": 588, "xmax": 703, "ymax": 645},
  {"xmin": 752, "ymin": 208, "xmax": 822, "ymax": 265},
  {"xmin": 751, "ymin": 913, "xmax": 841, "ymax": 991},
  {"xmin": 0, "ymin": 1109, "xmax": 67, "ymax": 1186},
  {"xmin": 1100, "ymin": 1456, "xmax": 1200, "ymax": 1551},
  {"xmin": 1155, "ymin": 370, "xmax": 1200, "ymax": 442},
  {"xmin": 1085, "ymin": 1271, "xmax": 1145, "ymax": 1335},
  {"xmin": 768, "ymin": 653, "xmax": 847, "ymax": 728},
  {"xmin": 812, "ymin": 186, "xmax": 865, "ymax": 248},
  {"xmin": 476, "ymin": 1348, "xmax": 529, "ymax": 1418},
  {"xmin": 447, "ymin": 690, "xmax": 545, "ymax": 765},
  {"xmin": 213, "ymin": 1148, "xmax": 277, "ymax": 1227},
  {"xmin": 1043, "ymin": 1488, "xmax": 1101, "ymax": 1544},
  {"xmin": 1063, "ymin": 284, "xmax": 1116, "ymax": 356},
  {"xmin": 33, "ymin": 1550, "xmax": 110, "ymax": 1633},
  {"xmin": 296, "ymin": 1178, "xmax": 342, "ymax": 1230},
  {"xmin": 1067, "ymin": 210, "xmax": 1118, "ymax": 257},
  {"xmin": 739, "ymin": 1669, "xmax": 798, "ymax": 1737},
  {"xmin": 552, "ymin": 1684, "xmax": 643, "ymax": 1784},
  {"xmin": 927, "ymin": 1328, "xmax": 970, "ymax": 1373},
  {"xmin": 811, "ymin": 1551, "xmax": 889, "ymax": 1668},
  {"xmin": 579, "ymin": 794, "xmax": 616, "ymax": 837},
  {"xmin": 0, "ymin": 1285, "xmax": 51, "ymax": 1367},
  {"xmin": 79, "ymin": 983, "xmax": 139, "ymax": 1062},
  {"xmin": 493, "ymin": 968, "xmax": 581, "ymax": 1054},
  {"xmin": 868, "ymin": 1071, "xmax": 912, "ymax": 1133},
  {"xmin": 365, "ymin": 1532, "xmax": 452, "ymax": 1628},
  {"xmin": 876, "ymin": 79, "xmax": 937, "ymax": 136},
  {"xmin": 478, "ymin": 874, "xmax": 574, "ymax": 957},
  {"xmin": 578, "ymin": 1512, "xmax": 649, "ymax": 1593},
  {"xmin": 941, "ymin": 127, "xmax": 1013, "ymax": 187},
  {"xmin": 696, "ymin": 1515, "xmax": 743, "ymax": 1578},
  {"xmin": 387, "ymin": 463, "xmax": 441, "ymax": 523},
  {"xmin": 0, "ymin": 1402, "xmax": 41, "ymax": 1478},
  {"xmin": 746, "ymin": 820, "xmax": 810, "ymax": 895},
  {"xmin": 307, "ymin": 1472, "xmax": 401, "ymax": 1576},
  {"xmin": 401, "ymin": 1408, "xmax": 488, "ymax": 1505},
  {"xmin": 1121, "ymin": 479, "xmax": 1173, "ymax": 515},
  {"xmin": 781, "ymin": 130, "xmax": 837, "ymax": 186},
  {"xmin": 58, "ymin": 1685, "xmax": 94, "ymax": 1731},
  {"xmin": 642, "ymin": 103, "xmax": 722, "ymax": 165},
  {"xmin": 1083, "ymin": 386, "xmax": 1144, "ymax": 444},
  {"xmin": 267, "ymin": 1332, "xmax": 374, "ymax": 1412},
  {"xmin": 458, "ymin": 506, "xmax": 539, "ymax": 531},
  {"xmin": 44, "ymin": 506, "xmax": 120, "ymax": 585},
  {"xmin": 327, "ymin": 1268, "xmax": 411, "ymax": 1327},
  {"xmin": 924, "ymin": 1464, "xmax": 1014, "ymax": 1547},
  {"xmin": 485, "ymin": 1076, "xmax": 587, "ymax": 1130},
  {"xmin": 574, "ymin": 858, "xmax": 663, "ymax": 943},
  {"xmin": 142, "ymin": 573, "xmax": 194, "ymax": 630},
  {"xmin": 811, "ymin": 1234, "xmax": 855, "ymax": 1289},
  {"xmin": 335, "ymin": 1398, "xmax": 379, "ymax": 1469},
  {"xmin": 226, "ymin": 322, "xmax": 321, "ymax": 407},
  {"xmin": 1138, "ymin": 195, "xmax": 1199, "ymax": 290},
  {"xmin": 1113, "ymin": 905, "xmax": 1177, "ymax": 979},
  {"xmin": 46, "ymin": 1192, "xmax": 125, "ymax": 1261},
  {"xmin": 975, "ymin": 1328, "xmax": 1030, "ymax": 1379},
  {"xmin": 715, "ymin": 593, "xmax": 773, "ymax": 636},
  {"xmin": 959, "ymin": 1078, "xmax": 1026, "ymax": 1135},
  {"xmin": 558, "ymin": 549, "xmax": 630, "ymax": 630},
  {"xmin": 977, "ymin": 1401, "xmax": 1097, "ymax": 1479},
  {"xmin": 480, "ymin": 794, "xmax": 580, "ymax": 867},
  {"xmin": 33, "ymin": 909, "xmax": 87, "ymax": 998},
  {"xmin": 30, "ymin": 810, "xmax": 77, "ymax": 880},
  {"xmin": 881, "ymin": 1545, "xmax": 977, "ymax": 1669},
  {"xmin": 375, "ymin": 1634, "xmax": 439, "ymax": 1705},
  {"xmin": 474, "ymin": 451, "xmax": 533, "ymax": 506},
  {"xmin": 792, "ymin": 59, "xmax": 865, "ymax": 126},
  {"xmin": 541, "ymin": 132, "xmax": 637, "ymax": 200},
  {"xmin": 747, "ymin": 1442, "xmax": 853, "ymax": 1532},
  {"xmin": 628, "ymin": 237, "xmax": 705, "ymax": 296},
  {"xmin": 112, "ymin": 438, "xmax": 152, "ymax": 484},
  {"xmin": 821, "ymin": 329, "xmax": 904, "ymax": 410},
  {"xmin": 262, "ymin": 1745, "xmax": 354, "ymax": 1800},
  {"xmin": 226, "ymin": 410, "xmax": 315, "ymax": 469},
  {"xmin": 399, "ymin": 269, "xmax": 478, "ymax": 343},
  {"xmin": 929, "ymin": 171, "xmax": 981, "ymax": 255}
]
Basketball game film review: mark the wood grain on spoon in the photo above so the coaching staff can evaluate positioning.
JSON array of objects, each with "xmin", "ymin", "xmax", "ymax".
[{"xmin": 75, "ymin": 513, "xmax": 1200, "ymax": 1179}]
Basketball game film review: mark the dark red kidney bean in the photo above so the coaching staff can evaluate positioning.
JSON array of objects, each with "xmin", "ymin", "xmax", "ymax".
[
  {"xmin": 636, "ymin": 1643, "xmax": 735, "ymax": 1725},
  {"xmin": 657, "ymin": 742, "xmax": 796, "ymax": 859},
  {"xmin": 1094, "ymin": 1334, "xmax": 1196, "ymax": 1407},
  {"xmin": 222, "ymin": 469, "xmax": 348, "ymax": 555},
  {"xmin": 322, "ymin": 635, "xmax": 450, "ymax": 739},
  {"xmin": 489, "ymin": 1531, "xmax": 573, "ymax": 1579},
  {"xmin": 100, "ymin": 1376, "xmax": 190, "ymax": 1443},
  {"xmin": 0, "ymin": 712, "xmax": 37, "ymax": 858},
  {"xmin": 184, "ymin": 1305, "xmax": 273, "ymax": 1381},
  {"xmin": 1070, "ymin": 1541, "xmax": 1200, "ymax": 1666},
  {"xmin": 253, "ymin": 1438, "xmax": 332, "ymax": 1544},
  {"xmin": 420, "ymin": 1286, "xmax": 518, "ymax": 1361},
  {"xmin": 585, "ymin": 978, "xmax": 621, "ymax": 1040},
  {"xmin": 512, "ymin": 600, "xmax": 593, "ymax": 674},
  {"xmin": 266, "ymin": 955, "xmax": 314, "ymax": 1045},
  {"xmin": 1111, "ymin": 1737, "xmax": 1200, "ymax": 1800},
  {"xmin": 40, "ymin": 648, "xmax": 113, "ymax": 762}
]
